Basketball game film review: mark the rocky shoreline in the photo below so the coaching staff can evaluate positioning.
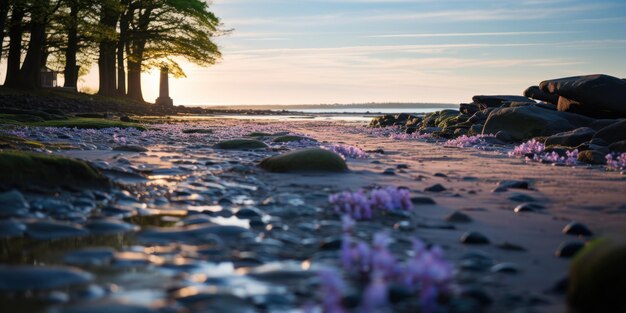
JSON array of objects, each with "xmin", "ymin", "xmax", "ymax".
[{"xmin": 0, "ymin": 75, "xmax": 625, "ymax": 313}]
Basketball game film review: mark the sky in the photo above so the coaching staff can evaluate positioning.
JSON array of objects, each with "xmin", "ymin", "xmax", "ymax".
[{"xmin": 32, "ymin": 0, "xmax": 626, "ymax": 105}]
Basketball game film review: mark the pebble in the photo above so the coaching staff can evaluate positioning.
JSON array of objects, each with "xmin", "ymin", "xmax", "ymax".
[
  {"xmin": 0, "ymin": 190, "xmax": 29, "ymax": 217},
  {"xmin": 26, "ymin": 220, "xmax": 89, "ymax": 240},
  {"xmin": 51, "ymin": 299, "xmax": 158, "ymax": 313},
  {"xmin": 434, "ymin": 172, "xmax": 448, "ymax": 178},
  {"xmin": 460, "ymin": 231, "xmax": 490, "ymax": 244},
  {"xmin": 445, "ymin": 211, "xmax": 473, "ymax": 223},
  {"xmin": 396, "ymin": 164, "xmax": 408, "ymax": 169},
  {"xmin": 235, "ymin": 207, "xmax": 263, "ymax": 219},
  {"xmin": 459, "ymin": 251, "xmax": 494, "ymax": 271},
  {"xmin": 411, "ymin": 196, "xmax": 436, "ymax": 205},
  {"xmin": 562, "ymin": 222, "xmax": 593, "ymax": 237},
  {"xmin": 496, "ymin": 242, "xmax": 527, "ymax": 252},
  {"xmin": 85, "ymin": 219, "xmax": 139, "ymax": 234},
  {"xmin": 508, "ymin": 193, "xmax": 536, "ymax": 202},
  {"xmin": 491, "ymin": 262, "xmax": 520, "ymax": 274},
  {"xmin": 0, "ymin": 219, "xmax": 27, "ymax": 238},
  {"xmin": 0, "ymin": 265, "xmax": 92, "ymax": 292},
  {"xmin": 425, "ymin": 184, "xmax": 447, "ymax": 192},
  {"xmin": 382, "ymin": 168, "xmax": 396, "ymax": 175},
  {"xmin": 64, "ymin": 248, "xmax": 116, "ymax": 266},
  {"xmin": 555, "ymin": 241, "xmax": 585, "ymax": 258},
  {"xmin": 514, "ymin": 203, "xmax": 546, "ymax": 213},
  {"xmin": 498, "ymin": 180, "xmax": 530, "ymax": 190}
]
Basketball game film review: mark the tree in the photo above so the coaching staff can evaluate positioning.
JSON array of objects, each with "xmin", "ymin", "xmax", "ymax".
[
  {"xmin": 124, "ymin": 0, "xmax": 223, "ymax": 101},
  {"xmin": 0, "ymin": 0, "xmax": 10, "ymax": 61},
  {"xmin": 97, "ymin": 0, "xmax": 120, "ymax": 96},
  {"xmin": 4, "ymin": 2, "xmax": 25, "ymax": 88}
]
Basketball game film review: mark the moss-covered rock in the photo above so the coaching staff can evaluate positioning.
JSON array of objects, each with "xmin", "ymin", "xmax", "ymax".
[
  {"xmin": 182, "ymin": 128, "xmax": 213, "ymax": 134},
  {"xmin": 29, "ymin": 118, "xmax": 145, "ymax": 130},
  {"xmin": 568, "ymin": 237, "xmax": 626, "ymax": 313},
  {"xmin": 0, "ymin": 150, "xmax": 108, "ymax": 189},
  {"xmin": 0, "ymin": 134, "xmax": 46, "ymax": 149},
  {"xmin": 272, "ymin": 135, "xmax": 316, "ymax": 143},
  {"xmin": 246, "ymin": 132, "xmax": 273, "ymax": 137},
  {"xmin": 213, "ymin": 139, "xmax": 269, "ymax": 150},
  {"xmin": 577, "ymin": 150, "xmax": 606, "ymax": 164},
  {"xmin": 259, "ymin": 148, "xmax": 348, "ymax": 173}
]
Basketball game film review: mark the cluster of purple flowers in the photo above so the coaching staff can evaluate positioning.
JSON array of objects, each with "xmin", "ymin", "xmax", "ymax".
[
  {"xmin": 508, "ymin": 138, "xmax": 545, "ymax": 157},
  {"xmin": 444, "ymin": 134, "xmax": 490, "ymax": 148},
  {"xmin": 321, "ymin": 218, "xmax": 454, "ymax": 313},
  {"xmin": 388, "ymin": 132, "xmax": 433, "ymax": 140},
  {"xmin": 509, "ymin": 139, "xmax": 579, "ymax": 166},
  {"xmin": 323, "ymin": 144, "xmax": 368, "ymax": 159},
  {"xmin": 328, "ymin": 186, "xmax": 412, "ymax": 220},
  {"xmin": 606, "ymin": 152, "xmax": 626, "ymax": 171}
]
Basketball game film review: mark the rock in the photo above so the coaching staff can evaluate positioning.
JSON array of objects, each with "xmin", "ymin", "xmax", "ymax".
[
  {"xmin": 460, "ymin": 102, "xmax": 481, "ymax": 115},
  {"xmin": 472, "ymin": 95, "xmax": 535, "ymax": 108},
  {"xmin": 0, "ymin": 219, "xmax": 26, "ymax": 238},
  {"xmin": 567, "ymin": 237, "xmax": 626, "ymax": 313},
  {"xmin": 50, "ymin": 299, "xmax": 158, "ymax": 313},
  {"xmin": 524, "ymin": 85, "xmax": 559, "ymax": 104},
  {"xmin": 508, "ymin": 193, "xmax": 536, "ymax": 202},
  {"xmin": 498, "ymin": 180, "xmax": 530, "ymax": 190},
  {"xmin": 545, "ymin": 127, "xmax": 595, "ymax": 147},
  {"xmin": 459, "ymin": 251, "xmax": 494, "ymax": 271},
  {"xmin": 490, "ymin": 262, "xmax": 520, "ymax": 274},
  {"xmin": 445, "ymin": 211, "xmax": 472, "ymax": 223},
  {"xmin": 608, "ymin": 140, "xmax": 626, "ymax": 152},
  {"xmin": 513, "ymin": 202, "xmax": 546, "ymax": 213},
  {"xmin": 0, "ymin": 265, "xmax": 92, "ymax": 292},
  {"xmin": 113, "ymin": 145, "xmax": 148, "ymax": 152},
  {"xmin": 0, "ymin": 190, "xmax": 29, "ymax": 217},
  {"xmin": 556, "ymin": 241, "xmax": 585, "ymax": 258},
  {"xmin": 460, "ymin": 231, "xmax": 490, "ymax": 244},
  {"xmin": 0, "ymin": 151, "xmax": 108, "ymax": 189},
  {"xmin": 26, "ymin": 220, "xmax": 89, "ymax": 240},
  {"xmin": 495, "ymin": 130, "xmax": 513, "ymax": 143},
  {"xmin": 182, "ymin": 128, "xmax": 213, "ymax": 134},
  {"xmin": 85, "ymin": 219, "xmax": 139, "ymax": 234},
  {"xmin": 556, "ymin": 96, "xmax": 613, "ymax": 118},
  {"xmin": 539, "ymin": 74, "xmax": 626, "ymax": 118},
  {"xmin": 411, "ymin": 197, "xmax": 436, "ymax": 205},
  {"xmin": 64, "ymin": 248, "xmax": 116, "ymax": 266},
  {"xmin": 592, "ymin": 119, "xmax": 626, "ymax": 145},
  {"xmin": 562, "ymin": 222, "xmax": 593, "ymax": 237},
  {"xmin": 496, "ymin": 242, "xmax": 527, "ymax": 252},
  {"xmin": 139, "ymin": 224, "xmax": 250, "ymax": 244},
  {"xmin": 259, "ymin": 148, "xmax": 348, "ymax": 173},
  {"xmin": 382, "ymin": 168, "xmax": 396, "ymax": 175},
  {"xmin": 272, "ymin": 135, "xmax": 316, "ymax": 143},
  {"xmin": 482, "ymin": 105, "xmax": 593, "ymax": 141},
  {"xmin": 213, "ymin": 139, "xmax": 269, "ymax": 150},
  {"xmin": 425, "ymin": 184, "xmax": 446, "ymax": 192},
  {"xmin": 577, "ymin": 150, "xmax": 606, "ymax": 164},
  {"xmin": 235, "ymin": 207, "xmax": 263, "ymax": 219}
]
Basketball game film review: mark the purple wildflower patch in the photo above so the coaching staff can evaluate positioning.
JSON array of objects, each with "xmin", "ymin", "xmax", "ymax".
[
  {"xmin": 328, "ymin": 186, "xmax": 412, "ymax": 220},
  {"xmin": 606, "ymin": 152, "xmax": 626, "ymax": 171},
  {"xmin": 323, "ymin": 144, "xmax": 368, "ymax": 159}
]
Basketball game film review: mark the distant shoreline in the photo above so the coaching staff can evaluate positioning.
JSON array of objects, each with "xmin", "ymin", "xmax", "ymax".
[{"xmin": 197, "ymin": 102, "xmax": 457, "ymax": 111}]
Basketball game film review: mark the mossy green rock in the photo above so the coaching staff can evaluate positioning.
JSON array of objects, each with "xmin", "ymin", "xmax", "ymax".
[
  {"xmin": 259, "ymin": 148, "xmax": 348, "ymax": 173},
  {"xmin": 568, "ymin": 237, "xmax": 626, "ymax": 313},
  {"xmin": 0, "ymin": 134, "xmax": 45, "ymax": 149},
  {"xmin": 246, "ymin": 132, "xmax": 273, "ymax": 137},
  {"xmin": 272, "ymin": 135, "xmax": 316, "ymax": 143},
  {"xmin": 0, "ymin": 150, "xmax": 108, "ymax": 189},
  {"xmin": 213, "ymin": 139, "xmax": 269, "ymax": 150}
]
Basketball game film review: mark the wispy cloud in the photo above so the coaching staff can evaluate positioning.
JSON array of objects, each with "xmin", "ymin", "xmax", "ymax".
[{"xmin": 364, "ymin": 31, "xmax": 566, "ymax": 38}]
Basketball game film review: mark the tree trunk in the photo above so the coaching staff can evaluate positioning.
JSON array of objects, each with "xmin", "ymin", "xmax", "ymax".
[
  {"xmin": 4, "ymin": 6, "xmax": 24, "ymax": 88},
  {"xmin": 0, "ymin": 0, "xmax": 9, "ymax": 62},
  {"xmin": 126, "ymin": 42, "xmax": 144, "ymax": 101},
  {"xmin": 18, "ymin": 21, "xmax": 47, "ymax": 89},
  {"xmin": 63, "ymin": 0, "xmax": 79, "ymax": 89},
  {"xmin": 97, "ymin": 6, "xmax": 119, "ymax": 96},
  {"xmin": 116, "ymin": 0, "xmax": 131, "ymax": 95}
]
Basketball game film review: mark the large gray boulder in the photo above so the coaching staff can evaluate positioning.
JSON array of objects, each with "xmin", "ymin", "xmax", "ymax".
[
  {"xmin": 472, "ymin": 95, "xmax": 535, "ymax": 108},
  {"xmin": 539, "ymin": 74, "xmax": 626, "ymax": 117},
  {"xmin": 482, "ymin": 105, "xmax": 593, "ymax": 141},
  {"xmin": 545, "ymin": 127, "xmax": 595, "ymax": 147},
  {"xmin": 524, "ymin": 85, "xmax": 559, "ymax": 104},
  {"xmin": 592, "ymin": 119, "xmax": 626, "ymax": 144}
]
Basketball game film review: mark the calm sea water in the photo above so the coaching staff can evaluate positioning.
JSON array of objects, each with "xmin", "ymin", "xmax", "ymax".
[{"xmin": 279, "ymin": 107, "xmax": 455, "ymax": 114}]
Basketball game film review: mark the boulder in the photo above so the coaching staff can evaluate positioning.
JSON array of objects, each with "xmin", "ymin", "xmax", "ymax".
[
  {"xmin": 524, "ymin": 85, "xmax": 559, "ymax": 104},
  {"xmin": 259, "ymin": 148, "xmax": 348, "ymax": 173},
  {"xmin": 577, "ymin": 150, "xmax": 606, "ymax": 164},
  {"xmin": 460, "ymin": 102, "xmax": 481, "ymax": 115},
  {"xmin": 608, "ymin": 140, "xmax": 626, "ymax": 153},
  {"xmin": 540, "ymin": 74, "xmax": 626, "ymax": 118},
  {"xmin": 213, "ymin": 139, "xmax": 269, "ymax": 150},
  {"xmin": 472, "ymin": 95, "xmax": 535, "ymax": 108},
  {"xmin": 482, "ymin": 105, "xmax": 593, "ymax": 141},
  {"xmin": 545, "ymin": 127, "xmax": 595, "ymax": 147},
  {"xmin": 568, "ymin": 237, "xmax": 626, "ymax": 313},
  {"xmin": 592, "ymin": 119, "xmax": 626, "ymax": 144},
  {"xmin": 272, "ymin": 135, "xmax": 316, "ymax": 143}
]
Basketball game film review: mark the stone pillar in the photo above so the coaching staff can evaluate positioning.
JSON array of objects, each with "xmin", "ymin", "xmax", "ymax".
[{"xmin": 155, "ymin": 67, "xmax": 173, "ymax": 106}]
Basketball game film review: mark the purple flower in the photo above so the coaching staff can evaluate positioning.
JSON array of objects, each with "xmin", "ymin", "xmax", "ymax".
[
  {"xmin": 359, "ymin": 272, "xmax": 389, "ymax": 313},
  {"xmin": 444, "ymin": 134, "xmax": 491, "ymax": 148},
  {"xmin": 329, "ymin": 187, "xmax": 412, "ymax": 220},
  {"xmin": 318, "ymin": 268, "xmax": 347, "ymax": 313},
  {"xmin": 606, "ymin": 152, "xmax": 626, "ymax": 170},
  {"xmin": 323, "ymin": 144, "xmax": 368, "ymax": 159}
]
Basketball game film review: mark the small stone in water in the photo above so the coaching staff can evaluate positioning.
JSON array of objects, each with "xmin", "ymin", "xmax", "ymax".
[
  {"xmin": 0, "ymin": 265, "xmax": 92, "ymax": 292},
  {"xmin": 460, "ymin": 231, "xmax": 490, "ymax": 244},
  {"xmin": 490, "ymin": 262, "xmax": 520, "ymax": 274},
  {"xmin": 64, "ymin": 248, "xmax": 115, "ymax": 266},
  {"xmin": 0, "ymin": 220, "xmax": 26, "ymax": 238},
  {"xmin": 562, "ymin": 222, "xmax": 593, "ymax": 237},
  {"xmin": 555, "ymin": 241, "xmax": 585, "ymax": 258},
  {"xmin": 498, "ymin": 180, "xmax": 530, "ymax": 190},
  {"xmin": 445, "ymin": 211, "xmax": 473, "ymax": 223},
  {"xmin": 85, "ymin": 219, "xmax": 139, "ymax": 234},
  {"xmin": 433, "ymin": 172, "xmax": 448, "ymax": 178},
  {"xmin": 382, "ymin": 168, "xmax": 396, "ymax": 175},
  {"xmin": 514, "ymin": 202, "xmax": 546, "ymax": 213},
  {"xmin": 425, "ymin": 183, "xmax": 447, "ymax": 192},
  {"xmin": 26, "ymin": 220, "xmax": 89, "ymax": 240},
  {"xmin": 0, "ymin": 190, "xmax": 29, "ymax": 217}
]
